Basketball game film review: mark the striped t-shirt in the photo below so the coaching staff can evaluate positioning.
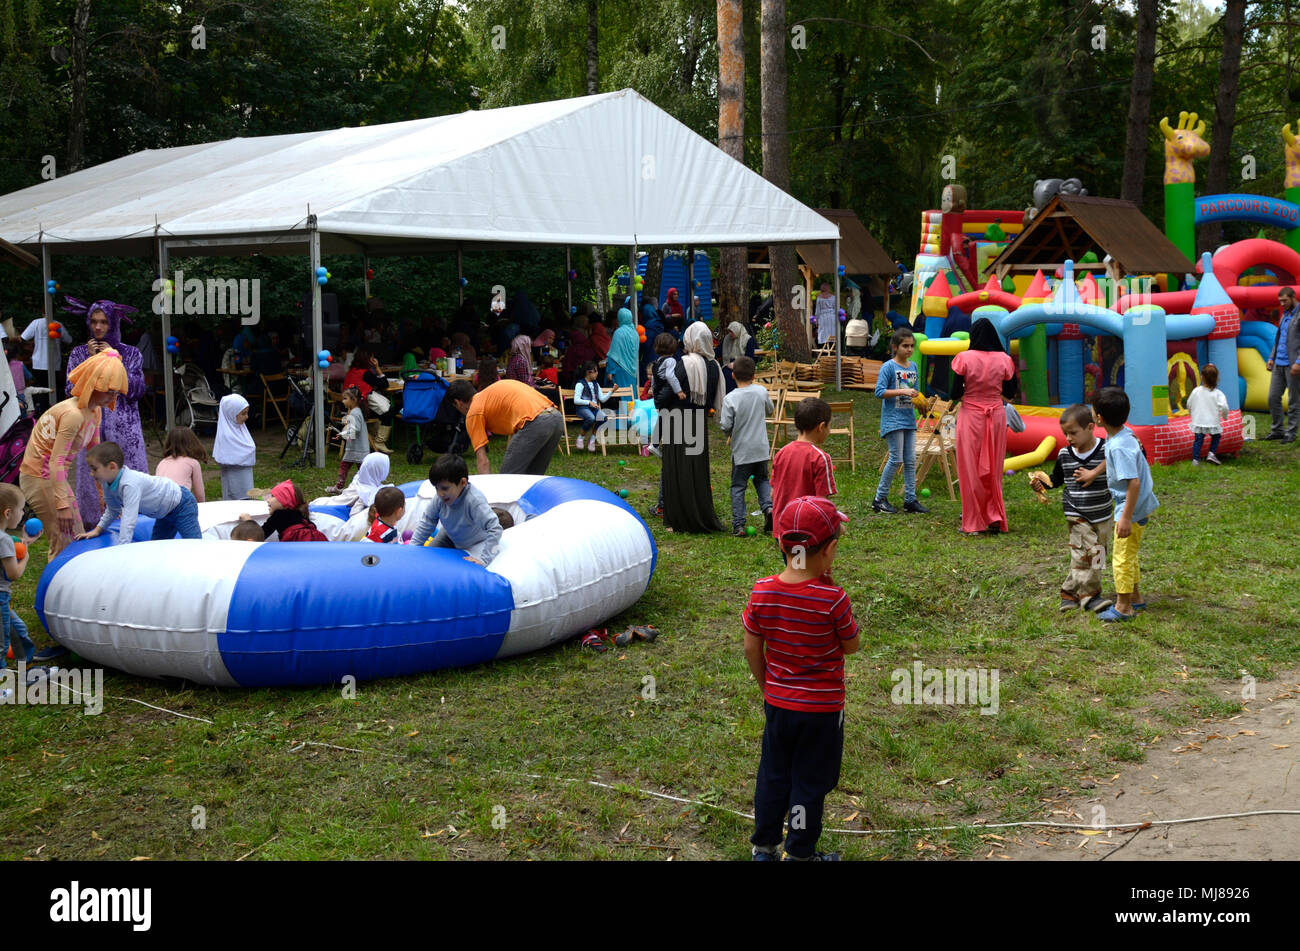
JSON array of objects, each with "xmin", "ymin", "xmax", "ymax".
[
  {"xmin": 742, "ymin": 575, "xmax": 858, "ymax": 713},
  {"xmin": 1048, "ymin": 439, "xmax": 1111, "ymax": 523}
]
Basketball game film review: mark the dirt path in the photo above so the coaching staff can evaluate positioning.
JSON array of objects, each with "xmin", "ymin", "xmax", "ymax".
[{"xmin": 991, "ymin": 672, "xmax": 1300, "ymax": 860}]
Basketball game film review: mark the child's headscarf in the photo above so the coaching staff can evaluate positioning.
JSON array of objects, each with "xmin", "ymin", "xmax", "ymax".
[
  {"xmin": 62, "ymin": 297, "xmax": 137, "ymax": 349},
  {"xmin": 269, "ymin": 479, "xmax": 299, "ymax": 510},
  {"xmin": 67, "ymin": 348, "xmax": 128, "ymax": 410},
  {"xmin": 351, "ymin": 453, "xmax": 392, "ymax": 508},
  {"xmin": 214, "ymin": 394, "xmax": 256, "ymax": 467}
]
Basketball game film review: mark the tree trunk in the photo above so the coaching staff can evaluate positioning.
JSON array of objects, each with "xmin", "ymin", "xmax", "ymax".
[
  {"xmin": 1197, "ymin": 0, "xmax": 1248, "ymax": 253},
  {"xmin": 67, "ymin": 0, "xmax": 92, "ymax": 173},
  {"xmin": 642, "ymin": 248, "xmax": 664, "ymax": 307},
  {"xmin": 760, "ymin": 0, "xmax": 806, "ymax": 361},
  {"xmin": 717, "ymin": 0, "xmax": 747, "ymax": 333},
  {"xmin": 1120, "ymin": 0, "xmax": 1158, "ymax": 205},
  {"xmin": 587, "ymin": 0, "xmax": 608, "ymax": 314}
]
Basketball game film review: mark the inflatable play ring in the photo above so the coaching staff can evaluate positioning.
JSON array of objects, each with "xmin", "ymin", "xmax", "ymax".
[{"xmin": 35, "ymin": 475, "xmax": 657, "ymax": 687}]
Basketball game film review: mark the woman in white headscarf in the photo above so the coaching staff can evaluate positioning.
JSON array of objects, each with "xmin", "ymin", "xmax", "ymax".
[
  {"xmin": 720, "ymin": 320, "xmax": 755, "ymax": 393},
  {"xmin": 658, "ymin": 322, "xmax": 724, "ymax": 534}
]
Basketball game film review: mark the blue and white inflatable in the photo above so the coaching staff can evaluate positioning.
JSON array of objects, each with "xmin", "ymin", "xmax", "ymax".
[{"xmin": 35, "ymin": 475, "xmax": 656, "ymax": 687}]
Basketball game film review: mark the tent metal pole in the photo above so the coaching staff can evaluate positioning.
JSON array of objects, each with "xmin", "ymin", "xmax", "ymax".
[
  {"xmin": 686, "ymin": 248, "xmax": 694, "ymax": 321},
  {"xmin": 41, "ymin": 243, "xmax": 55, "ymax": 393},
  {"xmin": 158, "ymin": 239, "xmax": 176, "ymax": 431},
  {"xmin": 566, "ymin": 247, "xmax": 572, "ymax": 315},
  {"xmin": 457, "ymin": 244, "xmax": 463, "ymax": 306},
  {"xmin": 363, "ymin": 253, "xmax": 371, "ymax": 302},
  {"xmin": 833, "ymin": 239, "xmax": 841, "ymax": 391},
  {"xmin": 629, "ymin": 246, "xmax": 638, "ymax": 317},
  {"xmin": 309, "ymin": 220, "xmax": 325, "ymax": 467}
]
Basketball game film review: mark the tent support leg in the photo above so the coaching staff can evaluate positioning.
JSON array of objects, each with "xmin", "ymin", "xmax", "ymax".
[
  {"xmin": 41, "ymin": 244, "xmax": 55, "ymax": 393},
  {"xmin": 833, "ymin": 239, "xmax": 841, "ymax": 391},
  {"xmin": 566, "ymin": 247, "xmax": 572, "ymax": 315},
  {"xmin": 158, "ymin": 239, "xmax": 175, "ymax": 431},
  {"xmin": 457, "ymin": 244, "xmax": 463, "ymax": 306},
  {"xmin": 309, "ymin": 220, "xmax": 325, "ymax": 468}
]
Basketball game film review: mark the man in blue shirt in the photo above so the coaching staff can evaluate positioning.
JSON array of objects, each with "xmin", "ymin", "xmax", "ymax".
[{"xmin": 1266, "ymin": 286, "xmax": 1300, "ymax": 442}]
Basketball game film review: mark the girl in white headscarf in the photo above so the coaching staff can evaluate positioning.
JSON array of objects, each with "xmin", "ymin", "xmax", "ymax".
[
  {"xmin": 213, "ymin": 394, "xmax": 256, "ymax": 500},
  {"xmin": 310, "ymin": 452, "xmax": 392, "ymax": 517}
]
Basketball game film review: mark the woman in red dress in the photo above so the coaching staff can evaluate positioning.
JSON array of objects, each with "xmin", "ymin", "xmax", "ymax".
[{"xmin": 950, "ymin": 318, "xmax": 1019, "ymax": 534}]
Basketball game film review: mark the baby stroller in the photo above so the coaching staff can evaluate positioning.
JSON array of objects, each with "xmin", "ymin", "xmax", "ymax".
[
  {"xmin": 400, "ymin": 374, "xmax": 454, "ymax": 464},
  {"xmin": 0, "ymin": 394, "xmax": 33, "ymax": 486},
  {"xmin": 175, "ymin": 363, "xmax": 221, "ymax": 432}
]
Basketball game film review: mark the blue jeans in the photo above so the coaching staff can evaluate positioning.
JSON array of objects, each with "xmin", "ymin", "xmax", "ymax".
[
  {"xmin": 876, "ymin": 428, "xmax": 917, "ymax": 503},
  {"xmin": 1192, "ymin": 432, "xmax": 1220, "ymax": 461},
  {"xmin": 730, "ymin": 460, "xmax": 772, "ymax": 529},
  {"xmin": 575, "ymin": 405, "xmax": 606, "ymax": 433},
  {"xmin": 0, "ymin": 590, "xmax": 34, "ymax": 668},
  {"xmin": 151, "ymin": 488, "xmax": 202, "ymax": 540}
]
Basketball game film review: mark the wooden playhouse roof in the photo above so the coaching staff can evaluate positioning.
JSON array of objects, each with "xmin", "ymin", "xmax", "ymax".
[{"xmin": 989, "ymin": 195, "xmax": 1191, "ymax": 278}]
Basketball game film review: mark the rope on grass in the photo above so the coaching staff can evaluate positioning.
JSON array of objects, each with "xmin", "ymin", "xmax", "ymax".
[
  {"xmin": 498, "ymin": 770, "xmax": 1300, "ymax": 836},
  {"xmin": 31, "ymin": 679, "xmax": 213, "ymax": 724}
]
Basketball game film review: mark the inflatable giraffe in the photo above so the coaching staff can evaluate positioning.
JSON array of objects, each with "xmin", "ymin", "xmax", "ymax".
[
  {"xmin": 1284, "ymin": 121, "xmax": 1300, "ymax": 251},
  {"xmin": 1161, "ymin": 111, "xmax": 1210, "ymax": 259}
]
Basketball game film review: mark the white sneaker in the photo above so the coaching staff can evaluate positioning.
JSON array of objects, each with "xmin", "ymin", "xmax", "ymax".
[
  {"xmin": 587, "ymin": 438, "xmax": 598, "ymax": 452},
  {"xmin": 1192, "ymin": 459, "xmax": 1200, "ymax": 465},
  {"xmin": 575, "ymin": 436, "xmax": 584, "ymax": 450},
  {"xmin": 1206, "ymin": 452, "xmax": 1221, "ymax": 465}
]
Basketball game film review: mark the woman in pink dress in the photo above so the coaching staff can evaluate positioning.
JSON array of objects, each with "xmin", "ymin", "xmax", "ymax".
[{"xmin": 950, "ymin": 318, "xmax": 1020, "ymax": 534}]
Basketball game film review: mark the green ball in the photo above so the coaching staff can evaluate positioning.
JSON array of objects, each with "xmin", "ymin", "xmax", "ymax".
[
  {"xmin": 745, "ymin": 526, "xmax": 756, "ymax": 536},
  {"xmin": 618, "ymin": 489, "xmax": 629, "ymax": 498},
  {"xmin": 920, "ymin": 488, "xmax": 931, "ymax": 498},
  {"xmin": 618, "ymin": 460, "xmax": 626, "ymax": 466}
]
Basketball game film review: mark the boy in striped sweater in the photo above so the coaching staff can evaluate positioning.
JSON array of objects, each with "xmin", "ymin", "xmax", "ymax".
[
  {"xmin": 1028, "ymin": 404, "xmax": 1113, "ymax": 613},
  {"xmin": 743, "ymin": 496, "xmax": 859, "ymax": 861}
]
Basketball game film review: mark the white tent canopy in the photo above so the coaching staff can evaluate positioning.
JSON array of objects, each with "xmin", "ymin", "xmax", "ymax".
[
  {"xmin": 0, "ymin": 88, "xmax": 838, "ymax": 254},
  {"xmin": 0, "ymin": 88, "xmax": 842, "ymax": 464}
]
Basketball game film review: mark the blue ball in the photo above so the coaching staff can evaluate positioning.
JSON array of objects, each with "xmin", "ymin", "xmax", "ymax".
[{"xmin": 24, "ymin": 518, "xmax": 42, "ymax": 537}]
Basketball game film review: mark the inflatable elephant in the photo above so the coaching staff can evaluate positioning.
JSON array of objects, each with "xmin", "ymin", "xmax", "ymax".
[{"xmin": 1033, "ymin": 177, "xmax": 1088, "ymax": 211}]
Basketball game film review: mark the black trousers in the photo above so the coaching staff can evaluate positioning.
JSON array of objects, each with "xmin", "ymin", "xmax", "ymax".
[{"xmin": 751, "ymin": 701, "xmax": 844, "ymax": 858}]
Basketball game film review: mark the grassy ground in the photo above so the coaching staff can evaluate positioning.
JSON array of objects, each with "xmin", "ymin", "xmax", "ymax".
[{"xmin": 2, "ymin": 393, "xmax": 1298, "ymax": 861}]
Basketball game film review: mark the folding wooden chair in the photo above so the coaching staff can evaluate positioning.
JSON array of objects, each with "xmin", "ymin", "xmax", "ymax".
[
  {"xmin": 825, "ymin": 401, "xmax": 856, "ymax": 473},
  {"xmin": 765, "ymin": 388, "xmax": 786, "ymax": 451},
  {"xmin": 770, "ymin": 387, "xmax": 823, "ymax": 458},
  {"xmin": 913, "ymin": 396, "xmax": 959, "ymax": 500},
  {"xmin": 604, "ymin": 385, "xmax": 641, "ymax": 453},
  {"xmin": 259, "ymin": 373, "xmax": 291, "ymax": 430},
  {"xmin": 558, "ymin": 388, "xmax": 577, "ymax": 455}
]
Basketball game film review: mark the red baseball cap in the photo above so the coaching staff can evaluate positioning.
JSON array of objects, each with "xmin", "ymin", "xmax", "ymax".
[{"xmin": 777, "ymin": 496, "xmax": 848, "ymax": 550}]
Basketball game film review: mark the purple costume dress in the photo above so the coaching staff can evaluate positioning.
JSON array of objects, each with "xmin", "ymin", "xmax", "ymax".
[{"xmin": 63, "ymin": 298, "xmax": 148, "ymax": 528}]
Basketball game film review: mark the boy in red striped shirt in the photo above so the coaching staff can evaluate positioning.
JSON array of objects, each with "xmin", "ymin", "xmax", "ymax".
[
  {"xmin": 770, "ymin": 398, "xmax": 836, "ymax": 538},
  {"xmin": 743, "ymin": 495, "xmax": 859, "ymax": 861}
]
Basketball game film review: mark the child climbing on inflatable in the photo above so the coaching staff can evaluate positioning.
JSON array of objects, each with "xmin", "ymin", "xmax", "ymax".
[
  {"xmin": 1187, "ymin": 363, "xmax": 1230, "ymax": 465},
  {"xmin": 77, "ymin": 441, "xmax": 203, "ymax": 544},
  {"xmin": 366, "ymin": 486, "xmax": 407, "ymax": 544},
  {"xmin": 331, "ymin": 387, "xmax": 368, "ymax": 493},
  {"xmin": 242, "ymin": 480, "xmax": 326, "ymax": 542},
  {"xmin": 214, "ymin": 394, "xmax": 255, "ymax": 501},
  {"xmin": 1028, "ymin": 404, "xmax": 1112, "ymax": 613},
  {"xmin": 410, "ymin": 453, "xmax": 502, "ymax": 565}
]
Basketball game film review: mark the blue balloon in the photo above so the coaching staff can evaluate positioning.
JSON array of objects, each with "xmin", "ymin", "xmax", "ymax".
[
  {"xmin": 317, "ymin": 350, "xmax": 330, "ymax": 360},
  {"xmin": 459, "ymin": 277, "xmax": 468, "ymax": 287},
  {"xmin": 318, "ymin": 360, "xmax": 330, "ymax": 369},
  {"xmin": 315, "ymin": 266, "xmax": 327, "ymax": 277},
  {"xmin": 317, "ymin": 275, "xmax": 328, "ymax": 285}
]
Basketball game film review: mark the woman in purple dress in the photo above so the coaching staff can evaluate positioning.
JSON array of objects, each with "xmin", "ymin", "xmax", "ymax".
[{"xmin": 63, "ymin": 298, "xmax": 148, "ymax": 527}]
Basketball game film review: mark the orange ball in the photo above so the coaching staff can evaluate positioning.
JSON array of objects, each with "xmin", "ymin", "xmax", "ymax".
[{"xmin": 13, "ymin": 542, "xmax": 25, "ymax": 560}]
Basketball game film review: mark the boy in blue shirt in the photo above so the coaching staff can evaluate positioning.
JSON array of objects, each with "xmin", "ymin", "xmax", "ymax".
[
  {"xmin": 410, "ymin": 453, "xmax": 502, "ymax": 566},
  {"xmin": 872, "ymin": 327, "xmax": 928, "ymax": 514},
  {"xmin": 1092, "ymin": 388, "xmax": 1158, "ymax": 621}
]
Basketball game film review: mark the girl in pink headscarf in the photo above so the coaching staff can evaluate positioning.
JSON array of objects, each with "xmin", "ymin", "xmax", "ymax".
[{"xmin": 505, "ymin": 335, "xmax": 534, "ymax": 385}]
